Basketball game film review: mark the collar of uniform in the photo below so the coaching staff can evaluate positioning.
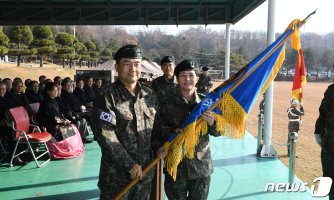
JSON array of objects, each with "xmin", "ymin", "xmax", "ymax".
[
  {"xmin": 175, "ymin": 91, "xmax": 201, "ymax": 104},
  {"xmin": 173, "ymin": 75, "xmax": 178, "ymax": 84},
  {"xmin": 116, "ymin": 80, "xmax": 148, "ymax": 100},
  {"xmin": 163, "ymin": 75, "xmax": 177, "ymax": 84}
]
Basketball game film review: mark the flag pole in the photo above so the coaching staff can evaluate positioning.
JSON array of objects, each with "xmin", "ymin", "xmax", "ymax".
[{"xmin": 113, "ymin": 10, "xmax": 316, "ymax": 200}]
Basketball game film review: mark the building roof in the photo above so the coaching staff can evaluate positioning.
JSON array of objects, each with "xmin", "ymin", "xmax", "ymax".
[
  {"xmin": 0, "ymin": 0, "xmax": 265, "ymax": 25},
  {"xmin": 97, "ymin": 59, "xmax": 163, "ymax": 75}
]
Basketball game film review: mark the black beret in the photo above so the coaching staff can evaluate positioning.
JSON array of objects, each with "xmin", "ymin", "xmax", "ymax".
[
  {"xmin": 113, "ymin": 44, "xmax": 142, "ymax": 61},
  {"xmin": 174, "ymin": 59, "xmax": 197, "ymax": 76},
  {"xmin": 160, "ymin": 56, "xmax": 175, "ymax": 65},
  {"xmin": 202, "ymin": 66, "xmax": 209, "ymax": 71}
]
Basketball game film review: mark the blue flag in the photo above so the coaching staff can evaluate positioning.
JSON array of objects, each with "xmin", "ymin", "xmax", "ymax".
[{"xmin": 165, "ymin": 21, "xmax": 300, "ymax": 180}]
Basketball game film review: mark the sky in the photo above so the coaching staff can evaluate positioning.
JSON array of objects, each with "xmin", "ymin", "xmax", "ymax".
[{"xmin": 126, "ymin": 0, "xmax": 333, "ymax": 35}]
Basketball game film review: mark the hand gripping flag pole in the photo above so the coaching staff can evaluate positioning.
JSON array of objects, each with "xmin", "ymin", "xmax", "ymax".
[{"xmin": 113, "ymin": 10, "xmax": 316, "ymax": 200}]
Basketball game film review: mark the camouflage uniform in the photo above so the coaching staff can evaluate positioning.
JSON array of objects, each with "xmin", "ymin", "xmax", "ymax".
[
  {"xmin": 152, "ymin": 92, "xmax": 220, "ymax": 200},
  {"xmin": 93, "ymin": 80, "xmax": 158, "ymax": 200},
  {"xmin": 259, "ymin": 98, "xmax": 265, "ymax": 139},
  {"xmin": 287, "ymin": 105, "xmax": 304, "ymax": 155},
  {"xmin": 315, "ymin": 84, "xmax": 334, "ymax": 200},
  {"xmin": 196, "ymin": 74, "xmax": 213, "ymax": 95},
  {"xmin": 151, "ymin": 75, "xmax": 178, "ymax": 104},
  {"xmin": 259, "ymin": 99, "xmax": 265, "ymax": 115}
]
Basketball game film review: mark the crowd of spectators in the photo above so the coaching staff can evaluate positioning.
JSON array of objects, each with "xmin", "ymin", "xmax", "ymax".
[{"xmin": 0, "ymin": 75, "xmax": 104, "ymax": 165}]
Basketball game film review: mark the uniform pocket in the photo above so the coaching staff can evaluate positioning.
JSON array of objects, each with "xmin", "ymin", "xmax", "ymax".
[
  {"xmin": 118, "ymin": 110, "xmax": 133, "ymax": 120},
  {"xmin": 143, "ymin": 107, "xmax": 156, "ymax": 119}
]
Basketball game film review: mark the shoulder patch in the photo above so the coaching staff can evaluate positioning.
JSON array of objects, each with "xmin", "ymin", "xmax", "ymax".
[{"xmin": 100, "ymin": 112, "xmax": 113, "ymax": 123}]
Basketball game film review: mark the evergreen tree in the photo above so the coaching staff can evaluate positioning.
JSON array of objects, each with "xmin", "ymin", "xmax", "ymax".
[
  {"xmin": 0, "ymin": 26, "xmax": 9, "ymax": 57},
  {"xmin": 31, "ymin": 26, "xmax": 55, "ymax": 67},
  {"xmin": 7, "ymin": 26, "xmax": 33, "ymax": 66},
  {"xmin": 54, "ymin": 32, "xmax": 75, "ymax": 68}
]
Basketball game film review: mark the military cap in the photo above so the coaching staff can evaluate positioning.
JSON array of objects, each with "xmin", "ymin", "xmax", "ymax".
[
  {"xmin": 290, "ymin": 98, "xmax": 299, "ymax": 105},
  {"xmin": 160, "ymin": 56, "xmax": 175, "ymax": 65},
  {"xmin": 113, "ymin": 44, "xmax": 142, "ymax": 61},
  {"xmin": 174, "ymin": 59, "xmax": 197, "ymax": 76},
  {"xmin": 202, "ymin": 66, "xmax": 209, "ymax": 71}
]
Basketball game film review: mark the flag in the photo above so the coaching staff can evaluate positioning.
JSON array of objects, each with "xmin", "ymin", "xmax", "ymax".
[
  {"xmin": 291, "ymin": 20, "xmax": 307, "ymax": 102},
  {"xmin": 163, "ymin": 19, "xmax": 304, "ymax": 180},
  {"xmin": 99, "ymin": 112, "xmax": 113, "ymax": 123}
]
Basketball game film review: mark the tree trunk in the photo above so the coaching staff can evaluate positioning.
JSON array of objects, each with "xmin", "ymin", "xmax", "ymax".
[
  {"xmin": 79, "ymin": 60, "xmax": 82, "ymax": 68},
  {"xmin": 69, "ymin": 59, "xmax": 72, "ymax": 69},
  {"xmin": 40, "ymin": 55, "xmax": 43, "ymax": 67},
  {"xmin": 17, "ymin": 55, "xmax": 21, "ymax": 67},
  {"xmin": 63, "ymin": 58, "xmax": 65, "ymax": 68}
]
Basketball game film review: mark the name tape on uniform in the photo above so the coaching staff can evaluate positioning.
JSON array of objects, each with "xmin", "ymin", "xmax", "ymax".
[{"xmin": 100, "ymin": 112, "xmax": 113, "ymax": 123}]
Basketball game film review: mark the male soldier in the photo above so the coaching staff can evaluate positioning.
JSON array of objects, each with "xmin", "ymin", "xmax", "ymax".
[
  {"xmin": 152, "ymin": 59, "xmax": 221, "ymax": 200},
  {"xmin": 196, "ymin": 66, "xmax": 213, "ymax": 95},
  {"xmin": 151, "ymin": 56, "xmax": 178, "ymax": 104},
  {"xmin": 287, "ymin": 98, "xmax": 304, "ymax": 157},
  {"xmin": 93, "ymin": 44, "xmax": 158, "ymax": 200},
  {"xmin": 315, "ymin": 84, "xmax": 334, "ymax": 200}
]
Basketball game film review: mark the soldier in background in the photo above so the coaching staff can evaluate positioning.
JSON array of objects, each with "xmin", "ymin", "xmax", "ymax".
[
  {"xmin": 152, "ymin": 59, "xmax": 221, "ymax": 200},
  {"xmin": 151, "ymin": 56, "xmax": 178, "ymax": 104},
  {"xmin": 93, "ymin": 44, "xmax": 158, "ymax": 200},
  {"xmin": 196, "ymin": 66, "xmax": 213, "ymax": 95},
  {"xmin": 315, "ymin": 84, "xmax": 334, "ymax": 200},
  {"xmin": 287, "ymin": 98, "xmax": 304, "ymax": 157},
  {"xmin": 259, "ymin": 93, "xmax": 265, "ymax": 115},
  {"xmin": 259, "ymin": 93, "xmax": 265, "ymax": 139}
]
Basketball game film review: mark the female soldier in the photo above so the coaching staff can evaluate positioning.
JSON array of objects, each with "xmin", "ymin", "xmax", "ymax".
[{"xmin": 152, "ymin": 59, "xmax": 221, "ymax": 200}]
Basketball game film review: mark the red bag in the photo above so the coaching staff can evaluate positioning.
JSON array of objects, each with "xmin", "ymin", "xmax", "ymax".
[{"xmin": 47, "ymin": 124, "xmax": 84, "ymax": 159}]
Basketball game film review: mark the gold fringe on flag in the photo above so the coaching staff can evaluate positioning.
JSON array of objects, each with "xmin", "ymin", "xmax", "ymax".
[
  {"xmin": 215, "ymin": 93, "xmax": 246, "ymax": 139},
  {"xmin": 164, "ymin": 93, "xmax": 248, "ymax": 180}
]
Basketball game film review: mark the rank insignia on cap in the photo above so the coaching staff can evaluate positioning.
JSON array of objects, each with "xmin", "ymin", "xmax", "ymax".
[{"xmin": 100, "ymin": 112, "xmax": 113, "ymax": 123}]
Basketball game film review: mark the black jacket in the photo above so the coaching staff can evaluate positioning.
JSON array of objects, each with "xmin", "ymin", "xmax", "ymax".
[
  {"xmin": 61, "ymin": 90, "xmax": 81, "ymax": 112},
  {"xmin": 73, "ymin": 87, "xmax": 91, "ymax": 106},
  {"xmin": 36, "ymin": 97, "xmax": 61, "ymax": 136}
]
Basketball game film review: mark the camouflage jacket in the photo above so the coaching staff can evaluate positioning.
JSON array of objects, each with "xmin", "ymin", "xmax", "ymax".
[
  {"xmin": 151, "ymin": 75, "xmax": 178, "ymax": 104},
  {"xmin": 196, "ymin": 74, "xmax": 213, "ymax": 95},
  {"xmin": 315, "ymin": 84, "xmax": 334, "ymax": 136},
  {"xmin": 152, "ymin": 92, "xmax": 221, "ymax": 180},
  {"xmin": 93, "ymin": 80, "xmax": 158, "ymax": 189}
]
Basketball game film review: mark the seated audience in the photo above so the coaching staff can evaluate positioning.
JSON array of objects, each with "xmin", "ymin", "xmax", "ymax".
[
  {"xmin": 24, "ymin": 79, "xmax": 32, "ymax": 93},
  {"xmin": 93, "ymin": 78, "xmax": 103, "ymax": 97},
  {"xmin": 56, "ymin": 85, "xmax": 92, "ymax": 143},
  {"xmin": 73, "ymin": 78, "xmax": 93, "ymax": 110},
  {"xmin": 54, "ymin": 76, "xmax": 62, "ymax": 87},
  {"xmin": 84, "ymin": 76, "xmax": 95, "ymax": 102},
  {"xmin": 0, "ymin": 82, "xmax": 26, "ymax": 165},
  {"xmin": 36, "ymin": 82, "xmax": 75, "ymax": 141},
  {"xmin": 7, "ymin": 79, "xmax": 32, "ymax": 117},
  {"xmin": 25, "ymin": 80, "xmax": 44, "ymax": 104},
  {"xmin": 38, "ymin": 75, "xmax": 46, "ymax": 93},
  {"xmin": 2, "ymin": 78, "xmax": 12, "ymax": 94}
]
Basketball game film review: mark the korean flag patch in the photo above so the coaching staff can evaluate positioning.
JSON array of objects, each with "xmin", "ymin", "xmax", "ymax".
[{"xmin": 100, "ymin": 112, "xmax": 113, "ymax": 123}]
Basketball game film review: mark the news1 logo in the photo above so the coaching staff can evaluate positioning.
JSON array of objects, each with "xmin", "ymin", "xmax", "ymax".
[
  {"xmin": 310, "ymin": 177, "xmax": 332, "ymax": 197},
  {"xmin": 264, "ymin": 177, "xmax": 332, "ymax": 197}
]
